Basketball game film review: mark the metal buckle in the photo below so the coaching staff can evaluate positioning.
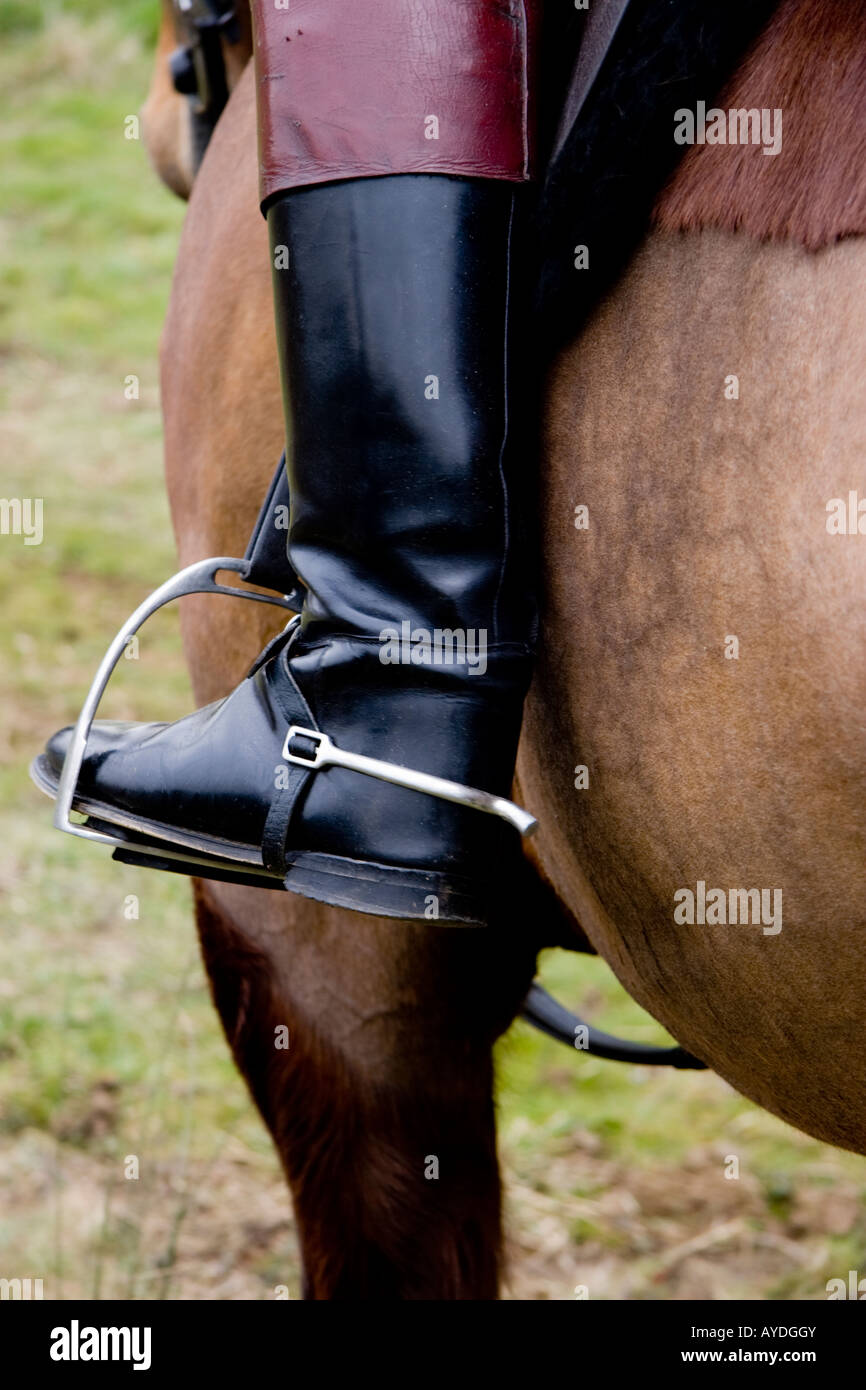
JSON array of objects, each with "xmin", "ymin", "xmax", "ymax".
[
  {"xmin": 54, "ymin": 557, "xmax": 298, "ymax": 859},
  {"xmin": 283, "ymin": 727, "xmax": 329, "ymax": 769},
  {"xmin": 282, "ymin": 725, "xmax": 538, "ymax": 838}
]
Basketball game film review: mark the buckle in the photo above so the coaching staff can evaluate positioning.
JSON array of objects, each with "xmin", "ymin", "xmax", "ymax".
[
  {"xmin": 281, "ymin": 725, "xmax": 537, "ymax": 838},
  {"xmin": 283, "ymin": 726, "xmax": 330, "ymax": 769},
  {"xmin": 170, "ymin": 1, "xmax": 238, "ymax": 124}
]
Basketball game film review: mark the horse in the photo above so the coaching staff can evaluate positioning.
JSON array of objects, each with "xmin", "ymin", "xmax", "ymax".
[{"xmin": 141, "ymin": 0, "xmax": 866, "ymax": 1297}]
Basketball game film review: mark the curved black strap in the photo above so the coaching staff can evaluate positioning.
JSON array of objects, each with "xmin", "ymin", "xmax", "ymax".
[{"xmin": 521, "ymin": 982, "xmax": 707, "ymax": 1069}]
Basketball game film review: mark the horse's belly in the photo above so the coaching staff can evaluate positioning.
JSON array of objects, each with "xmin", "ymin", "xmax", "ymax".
[{"xmin": 521, "ymin": 228, "xmax": 866, "ymax": 1151}]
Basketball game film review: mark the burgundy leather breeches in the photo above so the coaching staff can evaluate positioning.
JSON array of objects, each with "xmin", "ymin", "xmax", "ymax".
[{"xmin": 250, "ymin": 0, "xmax": 540, "ymax": 204}]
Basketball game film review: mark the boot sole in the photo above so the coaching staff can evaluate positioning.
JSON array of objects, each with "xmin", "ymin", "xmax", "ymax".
[{"xmin": 30, "ymin": 754, "xmax": 489, "ymax": 925}]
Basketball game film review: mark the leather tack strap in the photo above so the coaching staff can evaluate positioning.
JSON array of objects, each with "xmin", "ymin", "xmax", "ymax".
[
  {"xmin": 261, "ymin": 761, "xmax": 310, "ymax": 876},
  {"xmin": 551, "ymin": 0, "xmax": 632, "ymax": 164},
  {"xmin": 261, "ymin": 637, "xmax": 320, "ymax": 876},
  {"xmin": 243, "ymin": 453, "xmax": 305, "ymax": 605}
]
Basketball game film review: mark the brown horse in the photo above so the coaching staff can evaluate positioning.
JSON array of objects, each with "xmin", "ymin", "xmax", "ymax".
[{"xmin": 143, "ymin": 0, "xmax": 866, "ymax": 1296}]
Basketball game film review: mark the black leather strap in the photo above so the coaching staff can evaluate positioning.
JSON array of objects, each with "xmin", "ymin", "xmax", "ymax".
[
  {"xmin": 261, "ymin": 762, "xmax": 310, "ymax": 876},
  {"xmin": 551, "ymin": 0, "xmax": 632, "ymax": 164},
  {"xmin": 260, "ymin": 638, "xmax": 320, "ymax": 876},
  {"xmin": 243, "ymin": 453, "xmax": 305, "ymax": 605},
  {"xmin": 521, "ymin": 983, "xmax": 707, "ymax": 1069}
]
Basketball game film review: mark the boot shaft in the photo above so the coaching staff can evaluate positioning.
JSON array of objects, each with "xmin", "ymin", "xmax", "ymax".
[{"xmin": 267, "ymin": 175, "xmax": 538, "ymax": 656}]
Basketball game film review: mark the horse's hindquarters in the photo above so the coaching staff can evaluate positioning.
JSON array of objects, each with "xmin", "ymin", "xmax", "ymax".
[{"xmin": 524, "ymin": 228, "xmax": 866, "ymax": 1152}]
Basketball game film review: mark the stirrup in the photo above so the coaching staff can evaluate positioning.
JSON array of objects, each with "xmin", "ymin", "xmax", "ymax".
[
  {"xmin": 51, "ymin": 556, "xmax": 298, "ymax": 875},
  {"xmin": 48, "ymin": 556, "xmax": 536, "ymax": 878}
]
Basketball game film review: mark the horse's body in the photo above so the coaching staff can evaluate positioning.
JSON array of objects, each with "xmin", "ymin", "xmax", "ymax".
[{"xmin": 147, "ymin": 0, "xmax": 866, "ymax": 1295}]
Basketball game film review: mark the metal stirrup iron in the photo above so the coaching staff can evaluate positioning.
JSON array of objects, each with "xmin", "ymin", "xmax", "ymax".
[{"xmin": 53, "ymin": 557, "xmax": 297, "ymax": 864}]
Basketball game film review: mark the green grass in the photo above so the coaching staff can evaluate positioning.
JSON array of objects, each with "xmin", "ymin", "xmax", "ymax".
[
  {"xmin": 0, "ymin": 7, "xmax": 283, "ymax": 1300},
  {"xmin": 0, "ymin": 9, "xmax": 181, "ymax": 365},
  {"xmin": 0, "ymin": 7, "xmax": 864, "ymax": 1301},
  {"xmin": 0, "ymin": 1, "xmax": 157, "ymax": 42}
]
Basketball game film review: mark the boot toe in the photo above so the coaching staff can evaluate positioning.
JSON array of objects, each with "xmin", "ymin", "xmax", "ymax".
[
  {"xmin": 41, "ymin": 720, "xmax": 143, "ymax": 787},
  {"xmin": 44, "ymin": 723, "xmax": 74, "ymax": 780}
]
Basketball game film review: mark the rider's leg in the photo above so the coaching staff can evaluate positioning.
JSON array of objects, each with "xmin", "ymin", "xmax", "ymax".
[{"xmin": 35, "ymin": 1, "xmax": 541, "ymax": 925}]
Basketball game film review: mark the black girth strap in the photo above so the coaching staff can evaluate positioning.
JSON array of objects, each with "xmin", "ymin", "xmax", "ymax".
[{"xmin": 521, "ymin": 983, "xmax": 707, "ymax": 1069}]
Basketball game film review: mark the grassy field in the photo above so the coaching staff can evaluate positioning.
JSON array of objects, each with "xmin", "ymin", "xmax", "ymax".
[{"xmin": 1, "ymin": 4, "xmax": 864, "ymax": 1301}]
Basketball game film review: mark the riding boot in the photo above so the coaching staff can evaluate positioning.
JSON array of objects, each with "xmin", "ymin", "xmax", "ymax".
[
  {"xmin": 33, "ymin": 173, "xmax": 539, "ymax": 924},
  {"xmin": 33, "ymin": 0, "xmax": 542, "ymax": 924}
]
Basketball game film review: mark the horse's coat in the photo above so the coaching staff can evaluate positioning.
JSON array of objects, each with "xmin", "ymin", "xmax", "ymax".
[
  {"xmin": 524, "ymin": 225, "xmax": 866, "ymax": 1151},
  {"xmin": 655, "ymin": 0, "xmax": 866, "ymax": 249}
]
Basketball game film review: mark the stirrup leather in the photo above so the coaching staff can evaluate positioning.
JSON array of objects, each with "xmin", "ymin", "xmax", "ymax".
[{"xmin": 52, "ymin": 557, "xmax": 536, "ymax": 874}]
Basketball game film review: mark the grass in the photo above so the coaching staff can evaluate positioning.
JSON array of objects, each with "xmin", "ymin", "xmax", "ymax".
[{"xmin": 0, "ymin": 6, "xmax": 864, "ymax": 1301}]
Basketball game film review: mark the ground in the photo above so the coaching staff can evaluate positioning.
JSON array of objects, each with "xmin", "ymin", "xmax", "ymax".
[{"xmin": 0, "ymin": 4, "xmax": 864, "ymax": 1302}]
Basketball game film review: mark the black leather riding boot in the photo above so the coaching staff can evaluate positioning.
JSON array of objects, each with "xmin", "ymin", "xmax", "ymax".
[{"xmin": 33, "ymin": 175, "xmax": 538, "ymax": 924}]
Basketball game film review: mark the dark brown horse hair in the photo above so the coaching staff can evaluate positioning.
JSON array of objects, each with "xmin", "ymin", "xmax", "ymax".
[
  {"xmin": 653, "ymin": 0, "xmax": 866, "ymax": 250},
  {"xmin": 192, "ymin": 883, "xmax": 503, "ymax": 1299}
]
